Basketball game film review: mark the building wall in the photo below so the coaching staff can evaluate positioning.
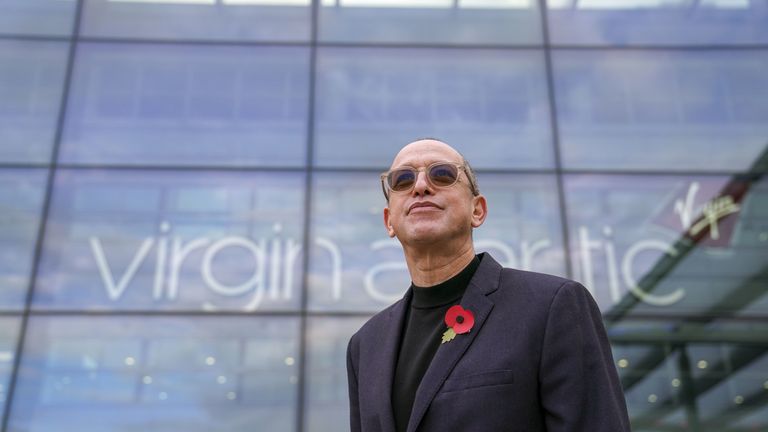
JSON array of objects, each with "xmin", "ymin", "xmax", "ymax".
[{"xmin": 1, "ymin": 0, "xmax": 767, "ymax": 430}]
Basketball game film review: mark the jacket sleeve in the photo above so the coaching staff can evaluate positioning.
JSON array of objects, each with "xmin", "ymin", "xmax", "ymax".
[
  {"xmin": 347, "ymin": 334, "xmax": 362, "ymax": 432},
  {"xmin": 539, "ymin": 281, "xmax": 631, "ymax": 431}
]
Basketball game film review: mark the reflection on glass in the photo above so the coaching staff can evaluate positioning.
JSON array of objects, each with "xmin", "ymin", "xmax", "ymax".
[
  {"xmin": 0, "ymin": 317, "xmax": 21, "ymax": 423},
  {"xmin": 565, "ymin": 174, "xmax": 768, "ymax": 317},
  {"xmin": 319, "ymin": 0, "xmax": 540, "ymax": 44},
  {"xmin": 323, "ymin": 0, "xmax": 531, "ymax": 7},
  {"xmin": 618, "ymin": 344, "xmax": 682, "ymax": 420},
  {"xmin": 554, "ymin": 50, "xmax": 768, "ymax": 171},
  {"xmin": 7, "ymin": 316, "xmax": 299, "ymax": 432},
  {"xmin": 549, "ymin": 0, "xmax": 752, "ymax": 9},
  {"xmin": 608, "ymin": 320, "xmax": 768, "ymax": 430},
  {"xmin": 0, "ymin": 0, "xmax": 76, "ymax": 37},
  {"xmin": 0, "ymin": 169, "xmax": 47, "ymax": 310},
  {"xmin": 548, "ymin": 0, "xmax": 768, "ymax": 45},
  {"xmin": 304, "ymin": 316, "xmax": 368, "ymax": 432},
  {"xmin": 81, "ymin": 0, "xmax": 310, "ymax": 41},
  {"xmin": 315, "ymin": 48, "xmax": 553, "ymax": 169},
  {"xmin": 34, "ymin": 169, "xmax": 305, "ymax": 311},
  {"xmin": 0, "ymin": 40, "xmax": 68, "ymax": 164},
  {"xmin": 308, "ymin": 172, "xmax": 565, "ymax": 312},
  {"xmin": 60, "ymin": 43, "xmax": 309, "ymax": 167}
]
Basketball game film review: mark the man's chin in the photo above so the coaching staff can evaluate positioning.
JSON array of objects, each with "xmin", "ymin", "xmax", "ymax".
[{"xmin": 400, "ymin": 227, "xmax": 446, "ymax": 245}]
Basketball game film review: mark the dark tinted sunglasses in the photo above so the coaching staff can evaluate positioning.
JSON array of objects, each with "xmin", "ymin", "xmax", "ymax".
[{"xmin": 380, "ymin": 162, "xmax": 478, "ymax": 200}]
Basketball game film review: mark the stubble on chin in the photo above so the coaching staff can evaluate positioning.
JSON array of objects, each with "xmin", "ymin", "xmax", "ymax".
[{"xmin": 402, "ymin": 219, "xmax": 459, "ymax": 246}]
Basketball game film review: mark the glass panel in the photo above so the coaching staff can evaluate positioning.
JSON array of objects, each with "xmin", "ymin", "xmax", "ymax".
[
  {"xmin": 304, "ymin": 316, "xmax": 369, "ymax": 432},
  {"xmin": 60, "ymin": 43, "xmax": 309, "ymax": 167},
  {"xmin": 6, "ymin": 316, "xmax": 300, "ymax": 432},
  {"xmin": 318, "ymin": 0, "xmax": 541, "ymax": 44},
  {"xmin": 547, "ymin": 0, "xmax": 768, "ymax": 46},
  {"xmin": 33, "ymin": 169, "xmax": 305, "ymax": 312},
  {"xmin": 0, "ymin": 169, "xmax": 47, "ymax": 310},
  {"xmin": 554, "ymin": 50, "xmax": 768, "ymax": 172},
  {"xmin": 315, "ymin": 48, "xmax": 553, "ymax": 169},
  {"xmin": 81, "ymin": 0, "xmax": 310, "ymax": 42},
  {"xmin": 695, "ymin": 346, "xmax": 768, "ymax": 430},
  {"xmin": 617, "ymin": 343, "xmax": 683, "ymax": 424},
  {"xmin": 608, "ymin": 320, "xmax": 768, "ymax": 430},
  {"xmin": 0, "ymin": 317, "xmax": 22, "ymax": 423},
  {"xmin": 0, "ymin": 0, "xmax": 76, "ymax": 37},
  {"xmin": 308, "ymin": 172, "xmax": 565, "ymax": 312},
  {"xmin": 564, "ymin": 174, "xmax": 768, "ymax": 317},
  {"xmin": 0, "ymin": 40, "xmax": 68, "ymax": 164}
]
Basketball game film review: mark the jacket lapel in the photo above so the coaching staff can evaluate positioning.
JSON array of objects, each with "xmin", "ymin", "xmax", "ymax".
[
  {"xmin": 374, "ymin": 288, "xmax": 412, "ymax": 432},
  {"xmin": 405, "ymin": 254, "xmax": 502, "ymax": 432}
]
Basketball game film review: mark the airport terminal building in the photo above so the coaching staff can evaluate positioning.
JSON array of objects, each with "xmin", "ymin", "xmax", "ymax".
[{"xmin": 1, "ymin": 1, "xmax": 767, "ymax": 431}]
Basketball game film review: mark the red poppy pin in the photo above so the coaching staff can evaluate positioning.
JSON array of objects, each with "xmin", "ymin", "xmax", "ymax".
[{"xmin": 442, "ymin": 305, "xmax": 475, "ymax": 344}]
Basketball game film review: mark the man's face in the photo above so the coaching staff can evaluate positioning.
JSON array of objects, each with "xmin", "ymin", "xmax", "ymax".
[{"xmin": 383, "ymin": 140, "xmax": 486, "ymax": 247}]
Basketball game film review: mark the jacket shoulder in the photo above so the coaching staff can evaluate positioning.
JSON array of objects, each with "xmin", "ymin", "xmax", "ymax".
[
  {"xmin": 500, "ymin": 267, "xmax": 575, "ymax": 290},
  {"xmin": 475, "ymin": 253, "xmax": 577, "ymax": 299},
  {"xmin": 494, "ymin": 267, "xmax": 592, "ymax": 305}
]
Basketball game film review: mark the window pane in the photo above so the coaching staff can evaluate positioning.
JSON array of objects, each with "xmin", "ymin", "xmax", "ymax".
[
  {"xmin": 691, "ymin": 341, "xmax": 768, "ymax": 429},
  {"xmin": 60, "ymin": 43, "xmax": 309, "ymax": 167},
  {"xmin": 547, "ymin": 0, "xmax": 768, "ymax": 46},
  {"xmin": 0, "ymin": 169, "xmax": 47, "ymax": 310},
  {"xmin": 608, "ymin": 320, "xmax": 768, "ymax": 431},
  {"xmin": 80, "ymin": 0, "xmax": 310, "ymax": 42},
  {"xmin": 0, "ymin": 40, "xmax": 68, "ymax": 164},
  {"xmin": 304, "ymin": 316, "xmax": 368, "ymax": 432},
  {"xmin": 34, "ymin": 169, "xmax": 305, "ymax": 312},
  {"xmin": 554, "ymin": 50, "xmax": 768, "ymax": 172},
  {"xmin": 315, "ymin": 48, "xmax": 553, "ymax": 169},
  {"xmin": 318, "ymin": 0, "xmax": 541, "ymax": 44},
  {"xmin": 0, "ymin": 0, "xmax": 76, "ymax": 37},
  {"xmin": 7, "ymin": 316, "xmax": 300, "ymax": 432},
  {"xmin": 308, "ymin": 172, "xmax": 565, "ymax": 312},
  {"xmin": 564, "ymin": 174, "xmax": 768, "ymax": 317},
  {"xmin": 615, "ymin": 340, "xmax": 684, "ymax": 425},
  {"xmin": 0, "ymin": 317, "xmax": 22, "ymax": 423}
]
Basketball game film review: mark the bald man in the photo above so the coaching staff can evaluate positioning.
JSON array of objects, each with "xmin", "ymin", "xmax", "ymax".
[{"xmin": 346, "ymin": 139, "xmax": 630, "ymax": 432}]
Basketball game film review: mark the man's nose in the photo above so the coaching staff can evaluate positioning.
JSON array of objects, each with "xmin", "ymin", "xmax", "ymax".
[{"xmin": 411, "ymin": 170, "xmax": 432, "ymax": 196}]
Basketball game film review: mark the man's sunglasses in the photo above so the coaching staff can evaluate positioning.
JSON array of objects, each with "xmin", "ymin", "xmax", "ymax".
[{"xmin": 380, "ymin": 162, "xmax": 478, "ymax": 200}]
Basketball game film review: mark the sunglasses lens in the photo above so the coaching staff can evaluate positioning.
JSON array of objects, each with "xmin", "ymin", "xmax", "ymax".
[
  {"xmin": 385, "ymin": 163, "xmax": 461, "ymax": 193},
  {"xmin": 388, "ymin": 169, "xmax": 416, "ymax": 191},
  {"xmin": 429, "ymin": 164, "xmax": 459, "ymax": 187}
]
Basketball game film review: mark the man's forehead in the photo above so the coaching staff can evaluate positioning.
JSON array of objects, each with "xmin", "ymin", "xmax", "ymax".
[{"xmin": 390, "ymin": 140, "xmax": 463, "ymax": 168}]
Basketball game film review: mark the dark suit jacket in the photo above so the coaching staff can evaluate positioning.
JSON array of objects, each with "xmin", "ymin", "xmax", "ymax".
[{"xmin": 347, "ymin": 253, "xmax": 631, "ymax": 432}]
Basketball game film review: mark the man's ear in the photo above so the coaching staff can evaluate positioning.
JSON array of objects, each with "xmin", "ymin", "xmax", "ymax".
[
  {"xmin": 383, "ymin": 207, "xmax": 396, "ymax": 238},
  {"xmin": 471, "ymin": 195, "xmax": 488, "ymax": 228}
]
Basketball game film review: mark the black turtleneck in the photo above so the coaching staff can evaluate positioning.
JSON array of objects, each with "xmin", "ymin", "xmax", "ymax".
[{"xmin": 392, "ymin": 255, "xmax": 481, "ymax": 432}]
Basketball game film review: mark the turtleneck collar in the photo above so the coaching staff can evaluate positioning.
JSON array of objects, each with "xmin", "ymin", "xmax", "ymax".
[{"xmin": 410, "ymin": 255, "xmax": 480, "ymax": 309}]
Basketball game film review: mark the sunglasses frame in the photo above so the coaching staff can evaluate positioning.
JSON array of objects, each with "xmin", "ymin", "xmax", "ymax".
[{"xmin": 380, "ymin": 161, "xmax": 479, "ymax": 200}]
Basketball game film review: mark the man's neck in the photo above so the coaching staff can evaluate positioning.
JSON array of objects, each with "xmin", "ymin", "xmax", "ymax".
[{"xmin": 403, "ymin": 244, "xmax": 477, "ymax": 287}]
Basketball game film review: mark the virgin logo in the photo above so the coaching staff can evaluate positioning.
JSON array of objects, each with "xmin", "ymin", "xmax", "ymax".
[
  {"xmin": 89, "ymin": 222, "xmax": 303, "ymax": 310},
  {"xmin": 86, "ymin": 221, "xmax": 554, "ymax": 310},
  {"xmin": 88, "ymin": 211, "xmax": 727, "ymax": 310}
]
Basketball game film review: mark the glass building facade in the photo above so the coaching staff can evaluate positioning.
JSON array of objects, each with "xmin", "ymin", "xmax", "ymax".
[{"xmin": 1, "ymin": 0, "xmax": 767, "ymax": 431}]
